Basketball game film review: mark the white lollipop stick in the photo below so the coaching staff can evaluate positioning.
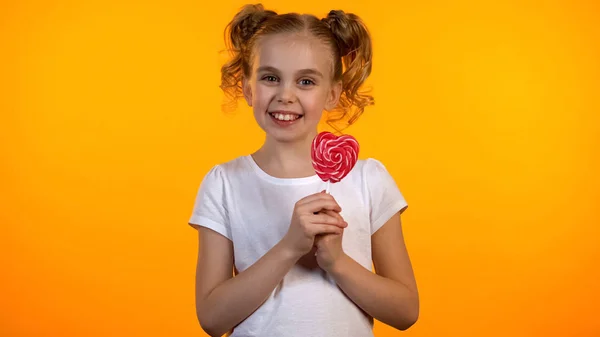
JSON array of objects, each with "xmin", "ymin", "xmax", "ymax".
[{"xmin": 314, "ymin": 180, "xmax": 332, "ymax": 256}]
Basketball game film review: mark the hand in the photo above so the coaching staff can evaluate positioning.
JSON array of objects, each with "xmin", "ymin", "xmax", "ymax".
[
  {"xmin": 281, "ymin": 191, "xmax": 348, "ymax": 258},
  {"xmin": 315, "ymin": 212, "xmax": 347, "ymax": 273}
]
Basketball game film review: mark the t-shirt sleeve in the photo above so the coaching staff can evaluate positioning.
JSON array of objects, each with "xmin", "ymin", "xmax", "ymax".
[
  {"xmin": 188, "ymin": 165, "xmax": 232, "ymax": 241},
  {"xmin": 365, "ymin": 158, "xmax": 409, "ymax": 235}
]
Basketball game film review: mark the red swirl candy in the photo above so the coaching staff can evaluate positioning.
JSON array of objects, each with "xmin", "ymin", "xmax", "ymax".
[{"xmin": 311, "ymin": 131, "xmax": 359, "ymax": 183}]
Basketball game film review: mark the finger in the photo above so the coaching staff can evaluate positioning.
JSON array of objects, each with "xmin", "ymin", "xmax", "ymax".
[
  {"xmin": 315, "ymin": 210, "xmax": 346, "ymax": 226},
  {"xmin": 297, "ymin": 192, "xmax": 334, "ymax": 207},
  {"xmin": 302, "ymin": 199, "xmax": 341, "ymax": 214},
  {"xmin": 308, "ymin": 224, "xmax": 344, "ymax": 237},
  {"xmin": 321, "ymin": 210, "xmax": 347, "ymax": 227},
  {"xmin": 310, "ymin": 213, "xmax": 346, "ymax": 228}
]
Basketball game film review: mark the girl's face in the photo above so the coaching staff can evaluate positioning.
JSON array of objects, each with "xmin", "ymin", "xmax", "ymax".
[{"xmin": 243, "ymin": 33, "xmax": 341, "ymax": 144}]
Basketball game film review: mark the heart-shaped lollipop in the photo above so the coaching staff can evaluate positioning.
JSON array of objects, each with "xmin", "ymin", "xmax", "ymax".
[{"xmin": 311, "ymin": 131, "xmax": 359, "ymax": 192}]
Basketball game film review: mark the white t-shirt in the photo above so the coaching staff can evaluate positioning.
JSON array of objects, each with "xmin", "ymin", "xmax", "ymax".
[{"xmin": 188, "ymin": 155, "xmax": 408, "ymax": 337}]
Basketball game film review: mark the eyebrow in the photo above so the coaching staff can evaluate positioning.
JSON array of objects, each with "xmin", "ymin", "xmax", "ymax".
[{"xmin": 256, "ymin": 66, "xmax": 324, "ymax": 78}]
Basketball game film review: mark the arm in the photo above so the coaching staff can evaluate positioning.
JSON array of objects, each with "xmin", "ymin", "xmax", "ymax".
[
  {"xmin": 327, "ymin": 212, "xmax": 419, "ymax": 331},
  {"xmin": 195, "ymin": 227, "xmax": 300, "ymax": 337}
]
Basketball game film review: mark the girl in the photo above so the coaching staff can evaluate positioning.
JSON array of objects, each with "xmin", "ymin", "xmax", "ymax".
[{"xmin": 188, "ymin": 4, "xmax": 419, "ymax": 336}]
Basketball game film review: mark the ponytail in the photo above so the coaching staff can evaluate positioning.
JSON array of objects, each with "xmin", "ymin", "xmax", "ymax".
[
  {"xmin": 220, "ymin": 4, "xmax": 277, "ymax": 111},
  {"xmin": 322, "ymin": 10, "xmax": 374, "ymax": 128}
]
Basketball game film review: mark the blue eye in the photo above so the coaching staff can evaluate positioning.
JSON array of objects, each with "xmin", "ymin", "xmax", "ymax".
[
  {"xmin": 299, "ymin": 79, "xmax": 315, "ymax": 86},
  {"xmin": 262, "ymin": 75, "xmax": 278, "ymax": 82}
]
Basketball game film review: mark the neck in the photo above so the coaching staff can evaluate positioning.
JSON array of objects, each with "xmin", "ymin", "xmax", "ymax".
[{"xmin": 252, "ymin": 131, "xmax": 317, "ymax": 179}]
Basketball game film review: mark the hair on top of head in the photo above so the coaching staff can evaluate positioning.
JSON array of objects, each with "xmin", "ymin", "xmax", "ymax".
[{"xmin": 220, "ymin": 3, "xmax": 374, "ymax": 133}]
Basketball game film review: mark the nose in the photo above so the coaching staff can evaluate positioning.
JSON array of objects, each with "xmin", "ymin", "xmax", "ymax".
[{"xmin": 277, "ymin": 83, "xmax": 296, "ymax": 104}]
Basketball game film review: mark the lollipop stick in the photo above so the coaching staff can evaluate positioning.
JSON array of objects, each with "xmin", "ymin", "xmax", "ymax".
[{"xmin": 315, "ymin": 180, "xmax": 332, "ymax": 256}]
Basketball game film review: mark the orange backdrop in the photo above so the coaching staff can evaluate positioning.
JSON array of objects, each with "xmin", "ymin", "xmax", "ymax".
[{"xmin": 2, "ymin": 0, "xmax": 599, "ymax": 336}]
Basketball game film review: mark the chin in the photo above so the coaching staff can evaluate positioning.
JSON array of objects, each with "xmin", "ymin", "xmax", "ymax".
[{"xmin": 267, "ymin": 128, "xmax": 308, "ymax": 143}]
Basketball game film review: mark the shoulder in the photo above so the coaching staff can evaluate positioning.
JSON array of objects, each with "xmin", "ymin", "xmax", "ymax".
[
  {"xmin": 339, "ymin": 158, "xmax": 394, "ymax": 189},
  {"xmin": 200, "ymin": 155, "xmax": 250, "ymax": 183},
  {"xmin": 356, "ymin": 157, "xmax": 403, "ymax": 193},
  {"xmin": 341, "ymin": 158, "xmax": 398, "ymax": 197},
  {"xmin": 355, "ymin": 157, "xmax": 392, "ymax": 177}
]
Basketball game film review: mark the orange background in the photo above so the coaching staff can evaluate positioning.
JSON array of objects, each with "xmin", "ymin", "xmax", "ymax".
[{"xmin": 2, "ymin": 0, "xmax": 599, "ymax": 336}]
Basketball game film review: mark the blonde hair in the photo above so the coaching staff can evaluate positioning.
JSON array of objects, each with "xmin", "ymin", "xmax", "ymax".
[{"xmin": 220, "ymin": 3, "xmax": 374, "ymax": 132}]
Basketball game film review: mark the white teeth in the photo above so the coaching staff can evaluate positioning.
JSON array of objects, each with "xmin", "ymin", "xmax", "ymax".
[{"xmin": 272, "ymin": 113, "xmax": 299, "ymax": 121}]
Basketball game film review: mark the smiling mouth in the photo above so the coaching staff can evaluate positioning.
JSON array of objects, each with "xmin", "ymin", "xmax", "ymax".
[{"xmin": 268, "ymin": 111, "xmax": 303, "ymax": 121}]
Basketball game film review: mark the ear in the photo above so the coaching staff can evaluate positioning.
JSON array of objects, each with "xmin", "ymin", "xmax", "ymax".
[
  {"xmin": 242, "ymin": 77, "xmax": 253, "ymax": 107},
  {"xmin": 325, "ymin": 80, "xmax": 342, "ymax": 111}
]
